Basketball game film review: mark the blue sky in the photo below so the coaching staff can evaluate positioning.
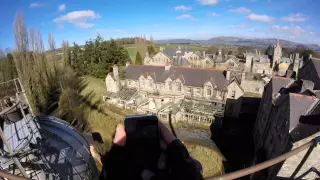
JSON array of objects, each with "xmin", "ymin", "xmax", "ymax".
[{"xmin": 1, "ymin": 0, "xmax": 320, "ymax": 48}]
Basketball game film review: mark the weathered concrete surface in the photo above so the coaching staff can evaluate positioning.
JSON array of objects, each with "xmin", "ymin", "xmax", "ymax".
[{"xmin": 277, "ymin": 132, "xmax": 320, "ymax": 179}]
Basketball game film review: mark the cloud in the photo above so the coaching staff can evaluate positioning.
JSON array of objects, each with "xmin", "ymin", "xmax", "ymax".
[
  {"xmin": 207, "ymin": 12, "xmax": 220, "ymax": 17},
  {"xmin": 247, "ymin": 13, "xmax": 274, "ymax": 22},
  {"xmin": 53, "ymin": 10, "xmax": 100, "ymax": 28},
  {"xmin": 176, "ymin": 14, "xmax": 197, "ymax": 20},
  {"xmin": 30, "ymin": 2, "xmax": 42, "ymax": 8},
  {"xmin": 197, "ymin": 0, "xmax": 219, "ymax": 5},
  {"xmin": 228, "ymin": 7, "xmax": 251, "ymax": 13},
  {"xmin": 175, "ymin": 5, "xmax": 192, "ymax": 11},
  {"xmin": 230, "ymin": 24, "xmax": 248, "ymax": 28},
  {"xmin": 270, "ymin": 25, "xmax": 306, "ymax": 36},
  {"xmin": 281, "ymin": 13, "xmax": 308, "ymax": 22},
  {"xmin": 58, "ymin": 4, "xmax": 66, "ymax": 11}
]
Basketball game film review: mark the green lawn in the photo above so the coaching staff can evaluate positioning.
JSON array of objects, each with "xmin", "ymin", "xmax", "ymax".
[
  {"xmin": 126, "ymin": 47, "xmax": 136, "ymax": 62},
  {"xmin": 80, "ymin": 76, "xmax": 106, "ymax": 104}
]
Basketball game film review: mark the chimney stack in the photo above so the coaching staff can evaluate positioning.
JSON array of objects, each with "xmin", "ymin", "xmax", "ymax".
[
  {"xmin": 113, "ymin": 65, "xmax": 120, "ymax": 92},
  {"xmin": 241, "ymin": 72, "xmax": 246, "ymax": 82},
  {"xmin": 165, "ymin": 61, "xmax": 171, "ymax": 71},
  {"xmin": 226, "ymin": 71, "xmax": 231, "ymax": 81}
]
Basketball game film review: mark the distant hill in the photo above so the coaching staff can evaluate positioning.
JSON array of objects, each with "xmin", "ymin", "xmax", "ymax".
[{"xmin": 155, "ymin": 36, "xmax": 320, "ymax": 53}]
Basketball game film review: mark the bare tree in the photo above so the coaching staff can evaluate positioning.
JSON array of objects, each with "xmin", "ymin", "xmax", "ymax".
[{"xmin": 62, "ymin": 41, "xmax": 71, "ymax": 66}]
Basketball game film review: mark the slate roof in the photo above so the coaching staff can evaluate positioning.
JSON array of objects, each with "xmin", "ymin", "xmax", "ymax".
[
  {"xmin": 124, "ymin": 65, "xmax": 227, "ymax": 90},
  {"xmin": 280, "ymin": 57, "xmax": 292, "ymax": 64},
  {"xmin": 311, "ymin": 58, "xmax": 320, "ymax": 78},
  {"xmin": 288, "ymin": 93, "xmax": 318, "ymax": 130},
  {"xmin": 162, "ymin": 48, "xmax": 177, "ymax": 59},
  {"xmin": 271, "ymin": 76, "xmax": 292, "ymax": 95}
]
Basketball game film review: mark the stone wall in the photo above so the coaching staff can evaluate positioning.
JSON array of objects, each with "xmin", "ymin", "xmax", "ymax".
[{"xmin": 277, "ymin": 132, "xmax": 320, "ymax": 179}]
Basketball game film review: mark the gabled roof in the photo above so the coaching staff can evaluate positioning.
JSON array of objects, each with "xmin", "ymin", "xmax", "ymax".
[
  {"xmin": 228, "ymin": 77, "xmax": 244, "ymax": 91},
  {"xmin": 162, "ymin": 48, "xmax": 177, "ymax": 59},
  {"xmin": 124, "ymin": 65, "xmax": 227, "ymax": 90}
]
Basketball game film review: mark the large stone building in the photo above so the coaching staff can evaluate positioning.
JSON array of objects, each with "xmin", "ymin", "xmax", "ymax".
[
  {"xmin": 104, "ymin": 63, "xmax": 267, "ymax": 123},
  {"xmin": 251, "ymin": 76, "xmax": 320, "ymax": 179},
  {"xmin": 105, "ymin": 64, "xmax": 229, "ymax": 124},
  {"xmin": 144, "ymin": 40, "xmax": 302, "ymax": 78}
]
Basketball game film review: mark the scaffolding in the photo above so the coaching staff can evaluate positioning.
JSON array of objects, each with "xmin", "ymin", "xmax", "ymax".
[{"xmin": 0, "ymin": 78, "xmax": 99, "ymax": 180}]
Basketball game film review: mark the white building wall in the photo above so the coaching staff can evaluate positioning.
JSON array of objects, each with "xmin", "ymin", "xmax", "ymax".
[{"xmin": 106, "ymin": 75, "xmax": 119, "ymax": 93}]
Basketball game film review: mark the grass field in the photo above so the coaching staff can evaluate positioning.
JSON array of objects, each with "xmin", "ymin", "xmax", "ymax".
[
  {"xmin": 185, "ymin": 142, "xmax": 225, "ymax": 178},
  {"xmin": 126, "ymin": 47, "xmax": 137, "ymax": 62},
  {"xmin": 80, "ymin": 76, "xmax": 107, "ymax": 104}
]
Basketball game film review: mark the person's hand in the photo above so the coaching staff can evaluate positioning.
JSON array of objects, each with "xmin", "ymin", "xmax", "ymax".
[{"xmin": 113, "ymin": 124, "xmax": 126, "ymax": 146}]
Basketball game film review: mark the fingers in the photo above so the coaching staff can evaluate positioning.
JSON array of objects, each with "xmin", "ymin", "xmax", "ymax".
[
  {"xmin": 113, "ymin": 124, "xmax": 126, "ymax": 146},
  {"xmin": 158, "ymin": 121, "xmax": 176, "ymax": 145},
  {"xmin": 141, "ymin": 170, "xmax": 155, "ymax": 180}
]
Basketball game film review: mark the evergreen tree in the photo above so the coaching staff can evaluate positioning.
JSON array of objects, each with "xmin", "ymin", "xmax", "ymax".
[{"xmin": 135, "ymin": 51, "xmax": 143, "ymax": 65}]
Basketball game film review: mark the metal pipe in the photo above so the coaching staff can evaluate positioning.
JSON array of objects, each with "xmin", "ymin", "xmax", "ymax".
[
  {"xmin": 0, "ymin": 127, "xmax": 28, "ymax": 177},
  {"xmin": 0, "ymin": 170, "xmax": 32, "ymax": 180},
  {"xmin": 207, "ymin": 139, "xmax": 317, "ymax": 180}
]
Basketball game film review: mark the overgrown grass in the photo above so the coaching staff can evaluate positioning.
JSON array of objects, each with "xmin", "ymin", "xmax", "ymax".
[
  {"xmin": 185, "ymin": 142, "xmax": 225, "ymax": 178},
  {"xmin": 80, "ymin": 76, "xmax": 106, "ymax": 104}
]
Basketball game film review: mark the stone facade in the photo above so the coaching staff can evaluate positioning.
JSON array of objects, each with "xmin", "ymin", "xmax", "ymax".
[
  {"xmin": 251, "ymin": 76, "xmax": 320, "ymax": 180},
  {"xmin": 105, "ymin": 64, "xmax": 232, "ymax": 124}
]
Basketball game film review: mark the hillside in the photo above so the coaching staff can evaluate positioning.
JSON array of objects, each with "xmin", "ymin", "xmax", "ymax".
[{"xmin": 155, "ymin": 36, "xmax": 320, "ymax": 53}]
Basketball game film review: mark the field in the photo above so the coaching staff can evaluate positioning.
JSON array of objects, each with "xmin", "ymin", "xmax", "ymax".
[
  {"xmin": 123, "ymin": 44, "xmax": 208, "ymax": 62},
  {"xmin": 80, "ymin": 76, "xmax": 107, "ymax": 104},
  {"xmin": 185, "ymin": 142, "xmax": 225, "ymax": 178}
]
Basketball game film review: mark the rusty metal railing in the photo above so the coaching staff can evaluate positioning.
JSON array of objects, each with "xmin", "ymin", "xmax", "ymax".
[{"xmin": 206, "ymin": 136, "xmax": 319, "ymax": 180}]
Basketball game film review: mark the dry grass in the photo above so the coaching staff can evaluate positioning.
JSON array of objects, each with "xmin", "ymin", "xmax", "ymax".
[{"xmin": 185, "ymin": 142, "xmax": 225, "ymax": 178}]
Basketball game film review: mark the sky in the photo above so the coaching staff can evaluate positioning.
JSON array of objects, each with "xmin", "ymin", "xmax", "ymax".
[{"xmin": 1, "ymin": 0, "xmax": 320, "ymax": 49}]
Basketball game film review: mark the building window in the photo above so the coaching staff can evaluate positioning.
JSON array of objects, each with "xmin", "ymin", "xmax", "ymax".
[
  {"xmin": 177, "ymin": 82, "xmax": 182, "ymax": 92},
  {"xmin": 187, "ymin": 87, "xmax": 191, "ymax": 94},
  {"xmin": 196, "ymin": 88, "xmax": 201, "ymax": 95},
  {"xmin": 229, "ymin": 62, "xmax": 234, "ymax": 66},
  {"xmin": 206, "ymin": 86, "xmax": 212, "ymax": 96},
  {"xmin": 169, "ymin": 83, "xmax": 172, "ymax": 91},
  {"xmin": 149, "ymin": 79, "xmax": 152, "ymax": 88},
  {"xmin": 231, "ymin": 90, "xmax": 235, "ymax": 98},
  {"xmin": 255, "ymin": 87, "xmax": 260, "ymax": 92},
  {"xmin": 217, "ymin": 91, "xmax": 221, "ymax": 97},
  {"xmin": 212, "ymin": 89, "xmax": 217, "ymax": 97},
  {"xmin": 128, "ymin": 80, "xmax": 131, "ymax": 86}
]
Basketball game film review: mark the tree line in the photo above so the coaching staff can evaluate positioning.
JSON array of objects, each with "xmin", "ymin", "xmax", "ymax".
[{"xmin": 70, "ymin": 35, "xmax": 131, "ymax": 79}]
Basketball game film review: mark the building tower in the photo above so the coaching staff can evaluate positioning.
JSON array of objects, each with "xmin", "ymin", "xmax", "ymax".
[
  {"xmin": 245, "ymin": 54, "xmax": 253, "ymax": 72},
  {"xmin": 272, "ymin": 39, "xmax": 282, "ymax": 69},
  {"xmin": 113, "ymin": 65, "xmax": 121, "ymax": 93}
]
